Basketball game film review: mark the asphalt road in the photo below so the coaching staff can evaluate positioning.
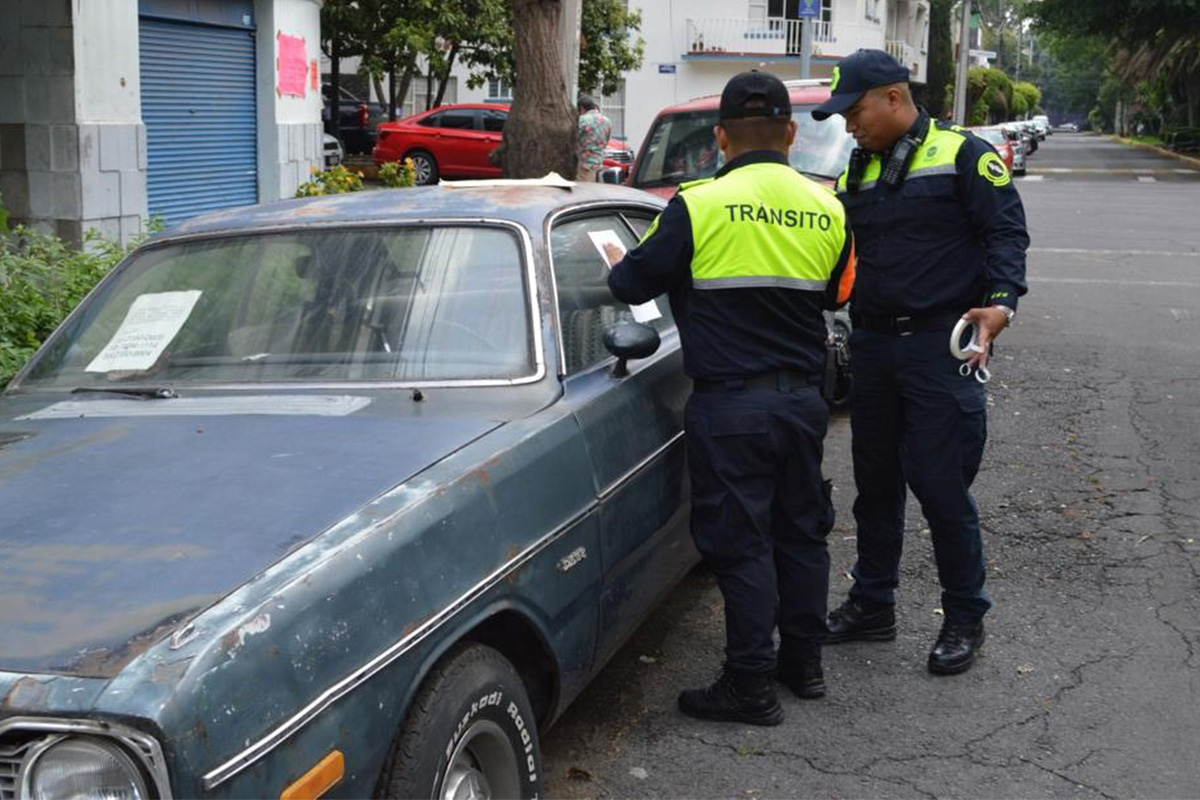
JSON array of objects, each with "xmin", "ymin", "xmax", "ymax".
[{"xmin": 541, "ymin": 133, "xmax": 1200, "ymax": 799}]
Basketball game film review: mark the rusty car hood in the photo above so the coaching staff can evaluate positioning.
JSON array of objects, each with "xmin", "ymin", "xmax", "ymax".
[{"xmin": 0, "ymin": 390, "xmax": 515, "ymax": 677}]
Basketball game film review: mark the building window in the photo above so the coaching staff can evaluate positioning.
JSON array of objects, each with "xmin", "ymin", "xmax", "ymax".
[
  {"xmin": 865, "ymin": 0, "xmax": 882, "ymax": 23},
  {"xmin": 403, "ymin": 76, "xmax": 459, "ymax": 118},
  {"xmin": 598, "ymin": 80, "xmax": 626, "ymax": 140},
  {"xmin": 487, "ymin": 78, "xmax": 514, "ymax": 102}
]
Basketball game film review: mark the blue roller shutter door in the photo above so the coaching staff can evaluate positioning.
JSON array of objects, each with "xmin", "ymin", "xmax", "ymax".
[{"xmin": 140, "ymin": 18, "xmax": 258, "ymax": 226}]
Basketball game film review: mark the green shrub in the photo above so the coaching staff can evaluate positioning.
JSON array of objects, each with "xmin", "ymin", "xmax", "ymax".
[
  {"xmin": 0, "ymin": 224, "xmax": 135, "ymax": 387},
  {"xmin": 295, "ymin": 164, "xmax": 365, "ymax": 197},
  {"xmin": 379, "ymin": 158, "xmax": 418, "ymax": 188}
]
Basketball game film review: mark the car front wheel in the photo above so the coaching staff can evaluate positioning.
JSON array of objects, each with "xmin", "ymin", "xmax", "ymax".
[
  {"xmin": 407, "ymin": 150, "xmax": 440, "ymax": 186},
  {"xmin": 377, "ymin": 643, "xmax": 542, "ymax": 800}
]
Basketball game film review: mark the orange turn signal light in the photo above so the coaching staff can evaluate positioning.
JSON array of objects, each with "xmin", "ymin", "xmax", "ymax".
[{"xmin": 280, "ymin": 750, "xmax": 345, "ymax": 800}]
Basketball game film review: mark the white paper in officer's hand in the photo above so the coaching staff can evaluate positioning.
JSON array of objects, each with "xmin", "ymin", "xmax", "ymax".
[{"xmin": 586, "ymin": 230, "xmax": 662, "ymax": 323}]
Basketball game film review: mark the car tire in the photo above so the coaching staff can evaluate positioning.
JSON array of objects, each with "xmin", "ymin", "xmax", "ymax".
[
  {"xmin": 377, "ymin": 643, "xmax": 542, "ymax": 800},
  {"xmin": 407, "ymin": 150, "xmax": 440, "ymax": 186}
]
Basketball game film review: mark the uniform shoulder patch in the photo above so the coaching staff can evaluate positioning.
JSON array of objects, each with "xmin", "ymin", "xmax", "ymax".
[{"xmin": 977, "ymin": 151, "xmax": 1011, "ymax": 187}]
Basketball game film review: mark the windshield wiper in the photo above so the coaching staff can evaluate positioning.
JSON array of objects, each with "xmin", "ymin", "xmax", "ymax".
[{"xmin": 71, "ymin": 386, "xmax": 178, "ymax": 399}]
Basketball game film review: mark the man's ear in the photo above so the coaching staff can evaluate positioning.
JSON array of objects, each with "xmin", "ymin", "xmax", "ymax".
[
  {"xmin": 715, "ymin": 124, "xmax": 729, "ymax": 154},
  {"xmin": 785, "ymin": 119, "xmax": 798, "ymax": 149}
]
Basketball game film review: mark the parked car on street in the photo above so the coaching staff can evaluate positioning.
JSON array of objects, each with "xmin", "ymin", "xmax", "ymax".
[
  {"xmin": 971, "ymin": 126, "xmax": 1021, "ymax": 175},
  {"xmin": 0, "ymin": 182, "xmax": 696, "ymax": 799},
  {"xmin": 374, "ymin": 103, "xmax": 632, "ymax": 186},
  {"xmin": 627, "ymin": 79, "xmax": 857, "ymax": 198},
  {"xmin": 323, "ymin": 133, "xmax": 344, "ymax": 169},
  {"xmin": 322, "ymin": 83, "xmax": 387, "ymax": 155}
]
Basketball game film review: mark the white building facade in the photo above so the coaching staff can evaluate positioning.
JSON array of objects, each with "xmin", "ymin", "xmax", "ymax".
[
  {"xmin": 0, "ymin": 0, "xmax": 325, "ymax": 244},
  {"xmin": 449, "ymin": 0, "xmax": 930, "ymax": 153}
]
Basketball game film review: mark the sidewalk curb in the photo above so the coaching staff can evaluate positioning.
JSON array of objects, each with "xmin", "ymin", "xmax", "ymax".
[{"xmin": 1112, "ymin": 136, "xmax": 1200, "ymax": 169}]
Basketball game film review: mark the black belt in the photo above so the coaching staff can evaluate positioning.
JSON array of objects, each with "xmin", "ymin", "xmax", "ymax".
[
  {"xmin": 693, "ymin": 370, "xmax": 819, "ymax": 394},
  {"xmin": 854, "ymin": 310, "xmax": 963, "ymax": 336}
]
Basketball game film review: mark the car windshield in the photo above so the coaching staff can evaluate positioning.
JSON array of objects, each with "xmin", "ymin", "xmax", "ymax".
[
  {"xmin": 976, "ymin": 128, "xmax": 1007, "ymax": 146},
  {"xmin": 632, "ymin": 104, "xmax": 855, "ymax": 188},
  {"xmin": 16, "ymin": 225, "xmax": 536, "ymax": 390}
]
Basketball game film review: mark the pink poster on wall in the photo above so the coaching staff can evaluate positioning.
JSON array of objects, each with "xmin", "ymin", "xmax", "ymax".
[{"xmin": 277, "ymin": 33, "xmax": 307, "ymax": 97}]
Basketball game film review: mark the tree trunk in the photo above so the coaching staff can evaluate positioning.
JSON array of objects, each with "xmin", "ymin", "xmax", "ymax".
[
  {"xmin": 433, "ymin": 44, "xmax": 460, "ymax": 109},
  {"xmin": 387, "ymin": 62, "xmax": 398, "ymax": 121},
  {"xmin": 497, "ymin": 0, "xmax": 577, "ymax": 178},
  {"xmin": 395, "ymin": 65, "xmax": 416, "ymax": 119}
]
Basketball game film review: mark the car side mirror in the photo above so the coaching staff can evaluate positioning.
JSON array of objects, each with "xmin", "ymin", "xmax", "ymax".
[
  {"xmin": 598, "ymin": 167, "xmax": 623, "ymax": 184},
  {"xmin": 604, "ymin": 321, "xmax": 660, "ymax": 377}
]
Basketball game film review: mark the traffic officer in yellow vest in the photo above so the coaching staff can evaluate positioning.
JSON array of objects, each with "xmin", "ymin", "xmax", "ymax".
[
  {"xmin": 608, "ymin": 71, "xmax": 855, "ymax": 725},
  {"xmin": 811, "ymin": 49, "xmax": 1029, "ymax": 674}
]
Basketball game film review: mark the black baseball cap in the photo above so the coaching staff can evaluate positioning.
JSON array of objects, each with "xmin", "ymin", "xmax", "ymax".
[
  {"xmin": 719, "ymin": 71, "xmax": 792, "ymax": 120},
  {"xmin": 811, "ymin": 49, "xmax": 910, "ymax": 121}
]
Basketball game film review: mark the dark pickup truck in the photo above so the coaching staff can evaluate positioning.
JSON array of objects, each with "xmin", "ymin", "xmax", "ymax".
[{"xmin": 322, "ymin": 83, "xmax": 388, "ymax": 155}]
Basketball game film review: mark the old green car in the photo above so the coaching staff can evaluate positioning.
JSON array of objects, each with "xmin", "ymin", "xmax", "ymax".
[{"xmin": 0, "ymin": 182, "xmax": 695, "ymax": 798}]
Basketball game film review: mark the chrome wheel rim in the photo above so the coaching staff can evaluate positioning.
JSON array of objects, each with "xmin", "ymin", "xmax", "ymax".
[
  {"xmin": 439, "ymin": 719, "xmax": 520, "ymax": 800},
  {"xmin": 412, "ymin": 155, "xmax": 434, "ymax": 185}
]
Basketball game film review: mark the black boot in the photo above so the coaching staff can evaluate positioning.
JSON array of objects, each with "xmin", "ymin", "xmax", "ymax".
[
  {"xmin": 678, "ymin": 668, "xmax": 784, "ymax": 726},
  {"xmin": 928, "ymin": 620, "xmax": 985, "ymax": 675},
  {"xmin": 777, "ymin": 640, "xmax": 826, "ymax": 699},
  {"xmin": 823, "ymin": 596, "xmax": 896, "ymax": 644}
]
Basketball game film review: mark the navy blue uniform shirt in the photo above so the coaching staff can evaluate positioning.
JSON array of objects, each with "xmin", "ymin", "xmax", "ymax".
[
  {"xmin": 608, "ymin": 150, "xmax": 853, "ymax": 381},
  {"xmin": 840, "ymin": 115, "xmax": 1029, "ymax": 318}
]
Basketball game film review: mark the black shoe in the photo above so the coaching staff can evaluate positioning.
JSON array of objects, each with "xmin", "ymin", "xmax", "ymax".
[
  {"xmin": 823, "ymin": 597, "xmax": 897, "ymax": 644},
  {"xmin": 777, "ymin": 642, "xmax": 826, "ymax": 700},
  {"xmin": 678, "ymin": 669, "xmax": 784, "ymax": 726},
  {"xmin": 927, "ymin": 621, "xmax": 985, "ymax": 675}
]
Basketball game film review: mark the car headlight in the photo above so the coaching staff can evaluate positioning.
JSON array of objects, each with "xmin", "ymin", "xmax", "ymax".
[{"xmin": 26, "ymin": 736, "xmax": 150, "ymax": 800}]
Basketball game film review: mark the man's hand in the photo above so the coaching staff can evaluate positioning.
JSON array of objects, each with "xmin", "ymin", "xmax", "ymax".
[
  {"xmin": 601, "ymin": 242, "xmax": 625, "ymax": 267},
  {"xmin": 960, "ymin": 306, "xmax": 1010, "ymax": 369}
]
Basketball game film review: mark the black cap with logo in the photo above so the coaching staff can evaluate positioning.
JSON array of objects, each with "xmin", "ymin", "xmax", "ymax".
[
  {"xmin": 811, "ymin": 49, "xmax": 910, "ymax": 121},
  {"xmin": 719, "ymin": 71, "xmax": 792, "ymax": 120}
]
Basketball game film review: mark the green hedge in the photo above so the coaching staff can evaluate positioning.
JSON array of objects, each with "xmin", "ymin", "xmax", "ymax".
[{"xmin": 0, "ymin": 198, "xmax": 141, "ymax": 387}]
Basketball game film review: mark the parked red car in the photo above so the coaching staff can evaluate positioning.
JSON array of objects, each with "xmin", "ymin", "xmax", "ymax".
[
  {"xmin": 968, "ymin": 126, "xmax": 1016, "ymax": 174},
  {"xmin": 374, "ymin": 102, "xmax": 634, "ymax": 185}
]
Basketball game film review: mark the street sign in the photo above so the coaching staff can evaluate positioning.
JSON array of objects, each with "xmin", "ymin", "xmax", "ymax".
[
  {"xmin": 658, "ymin": 63, "xmax": 677, "ymax": 74},
  {"xmin": 797, "ymin": 0, "xmax": 820, "ymax": 18}
]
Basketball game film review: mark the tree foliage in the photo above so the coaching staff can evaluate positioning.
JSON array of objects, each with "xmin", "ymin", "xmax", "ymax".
[{"xmin": 914, "ymin": 0, "xmax": 955, "ymax": 116}]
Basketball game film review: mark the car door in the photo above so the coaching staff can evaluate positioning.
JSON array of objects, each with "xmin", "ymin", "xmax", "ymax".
[
  {"xmin": 429, "ymin": 107, "xmax": 482, "ymax": 176},
  {"xmin": 548, "ymin": 207, "xmax": 695, "ymax": 669},
  {"xmin": 479, "ymin": 109, "xmax": 507, "ymax": 177}
]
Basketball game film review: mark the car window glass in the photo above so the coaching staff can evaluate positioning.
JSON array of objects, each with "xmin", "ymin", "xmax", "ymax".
[
  {"xmin": 19, "ymin": 227, "xmax": 534, "ymax": 387},
  {"xmin": 550, "ymin": 214, "xmax": 673, "ymax": 375},
  {"xmin": 439, "ymin": 110, "xmax": 478, "ymax": 130},
  {"xmin": 483, "ymin": 110, "xmax": 507, "ymax": 133},
  {"xmin": 419, "ymin": 112, "xmax": 442, "ymax": 128}
]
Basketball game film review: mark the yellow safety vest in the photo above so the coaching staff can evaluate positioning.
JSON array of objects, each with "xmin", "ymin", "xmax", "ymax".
[
  {"xmin": 668, "ymin": 162, "xmax": 851, "ymax": 301},
  {"xmin": 836, "ymin": 120, "xmax": 967, "ymax": 194}
]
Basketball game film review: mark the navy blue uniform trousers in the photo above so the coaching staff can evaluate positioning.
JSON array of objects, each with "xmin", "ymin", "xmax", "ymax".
[
  {"xmin": 686, "ymin": 381, "xmax": 833, "ymax": 675},
  {"xmin": 848, "ymin": 328, "xmax": 991, "ymax": 625}
]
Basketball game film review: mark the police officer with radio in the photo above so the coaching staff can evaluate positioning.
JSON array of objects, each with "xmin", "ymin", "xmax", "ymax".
[
  {"xmin": 811, "ymin": 50, "xmax": 1029, "ymax": 674},
  {"xmin": 608, "ymin": 71, "xmax": 856, "ymax": 725}
]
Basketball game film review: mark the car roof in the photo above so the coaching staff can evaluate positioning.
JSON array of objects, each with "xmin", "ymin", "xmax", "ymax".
[
  {"xmin": 156, "ymin": 183, "xmax": 665, "ymax": 242},
  {"xmin": 653, "ymin": 81, "xmax": 833, "ymax": 116}
]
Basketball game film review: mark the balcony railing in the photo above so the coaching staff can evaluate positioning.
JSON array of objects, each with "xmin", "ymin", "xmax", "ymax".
[
  {"xmin": 685, "ymin": 18, "xmax": 836, "ymax": 58},
  {"xmin": 886, "ymin": 39, "xmax": 915, "ymax": 66}
]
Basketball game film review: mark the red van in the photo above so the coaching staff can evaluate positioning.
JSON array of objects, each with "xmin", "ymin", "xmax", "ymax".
[{"xmin": 628, "ymin": 80, "xmax": 856, "ymax": 198}]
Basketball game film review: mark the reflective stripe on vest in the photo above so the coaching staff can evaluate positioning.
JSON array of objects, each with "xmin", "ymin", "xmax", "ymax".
[
  {"xmin": 680, "ymin": 162, "xmax": 848, "ymax": 292},
  {"xmin": 835, "ymin": 120, "xmax": 966, "ymax": 194}
]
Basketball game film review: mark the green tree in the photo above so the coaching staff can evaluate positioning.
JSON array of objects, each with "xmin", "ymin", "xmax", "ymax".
[
  {"xmin": 968, "ymin": 66, "xmax": 1013, "ymax": 124},
  {"xmin": 1012, "ymin": 81, "xmax": 1040, "ymax": 119},
  {"xmin": 914, "ymin": 0, "xmax": 955, "ymax": 117},
  {"xmin": 578, "ymin": 0, "xmax": 644, "ymax": 95}
]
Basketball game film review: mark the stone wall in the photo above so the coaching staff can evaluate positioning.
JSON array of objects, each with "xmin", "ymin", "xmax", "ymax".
[{"xmin": 0, "ymin": 0, "xmax": 147, "ymax": 246}]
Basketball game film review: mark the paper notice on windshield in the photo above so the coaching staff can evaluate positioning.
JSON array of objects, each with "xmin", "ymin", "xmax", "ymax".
[
  {"xmin": 586, "ymin": 230, "xmax": 662, "ymax": 324},
  {"xmin": 86, "ymin": 290, "xmax": 202, "ymax": 373}
]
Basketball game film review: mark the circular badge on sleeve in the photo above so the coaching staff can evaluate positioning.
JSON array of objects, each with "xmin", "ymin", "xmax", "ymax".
[{"xmin": 977, "ymin": 152, "xmax": 1011, "ymax": 187}]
